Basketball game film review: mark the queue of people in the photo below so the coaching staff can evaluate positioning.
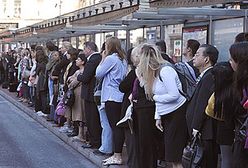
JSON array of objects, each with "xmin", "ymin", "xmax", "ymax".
[{"xmin": 0, "ymin": 33, "xmax": 247, "ymax": 168}]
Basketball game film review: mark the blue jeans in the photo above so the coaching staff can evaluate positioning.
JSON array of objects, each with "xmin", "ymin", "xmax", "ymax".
[
  {"xmin": 48, "ymin": 78, "xmax": 54, "ymax": 105},
  {"xmin": 98, "ymin": 104, "xmax": 113, "ymax": 154}
]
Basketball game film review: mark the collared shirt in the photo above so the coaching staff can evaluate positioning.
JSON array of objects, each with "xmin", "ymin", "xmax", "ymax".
[
  {"xmin": 96, "ymin": 53, "xmax": 128, "ymax": 103},
  {"xmin": 196, "ymin": 66, "xmax": 213, "ymax": 84}
]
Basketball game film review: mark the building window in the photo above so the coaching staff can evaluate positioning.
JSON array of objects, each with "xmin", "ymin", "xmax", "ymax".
[
  {"xmin": 2, "ymin": 0, "xmax": 7, "ymax": 15},
  {"xmin": 14, "ymin": 0, "xmax": 21, "ymax": 18}
]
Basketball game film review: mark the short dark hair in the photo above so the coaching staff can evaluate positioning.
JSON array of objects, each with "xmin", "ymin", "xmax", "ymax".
[
  {"xmin": 85, "ymin": 41, "xmax": 98, "ymax": 52},
  {"xmin": 187, "ymin": 39, "xmax": 200, "ymax": 56},
  {"xmin": 67, "ymin": 48, "xmax": 79, "ymax": 60},
  {"xmin": 78, "ymin": 53, "xmax": 87, "ymax": 65},
  {"xmin": 200, "ymin": 44, "xmax": 219, "ymax": 65},
  {"xmin": 155, "ymin": 40, "xmax": 166, "ymax": 53},
  {"xmin": 35, "ymin": 45, "xmax": 44, "ymax": 52},
  {"xmin": 235, "ymin": 32, "xmax": 248, "ymax": 43},
  {"xmin": 46, "ymin": 41, "xmax": 57, "ymax": 51}
]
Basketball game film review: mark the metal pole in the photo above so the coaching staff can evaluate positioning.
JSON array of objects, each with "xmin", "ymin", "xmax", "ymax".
[
  {"xmin": 244, "ymin": 9, "xmax": 248, "ymax": 32},
  {"xmin": 160, "ymin": 23, "xmax": 165, "ymax": 40},
  {"xmin": 209, "ymin": 15, "xmax": 213, "ymax": 45},
  {"xmin": 126, "ymin": 29, "xmax": 130, "ymax": 52},
  {"xmin": 76, "ymin": 36, "xmax": 79, "ymax": 49},
  {"xmin": 114, "ymin": 31, "xmax": 118, "ymax": 37}
]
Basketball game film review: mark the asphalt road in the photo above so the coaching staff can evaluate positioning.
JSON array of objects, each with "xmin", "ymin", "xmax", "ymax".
[{"xmin": 0, "ymin": 95, "xmax": 98, "ymax": 168}]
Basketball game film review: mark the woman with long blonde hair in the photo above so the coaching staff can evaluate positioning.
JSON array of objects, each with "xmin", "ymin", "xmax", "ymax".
[
  {"xmin": 96, "ymin": 37, "xmax": 127, "ymax": 166},
  {"xmin": 136, "ymin": 44, "xmax": 188, "ymax": 168}
]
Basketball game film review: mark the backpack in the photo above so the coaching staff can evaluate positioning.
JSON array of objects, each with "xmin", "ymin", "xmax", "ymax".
[
  {"xmin": 159, "ymin": 62, "xmax": 197, "ymax": 101},
  {"xmin": 174, "ymin": 62, "xmax": 197, "ymax": 100}
]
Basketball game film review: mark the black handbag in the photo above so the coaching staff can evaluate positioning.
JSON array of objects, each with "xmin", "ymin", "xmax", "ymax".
[
  {"xmin": 236, "ymin": 117, "xmax": 248, "ymax": 142},
  {"xmin": 64, "ymin": 89, "xmax": 75, "ymax": 107},
  {"xmin": 94, "ymin": 79, "xmax": 103, "ymax": 106},
  {"xmin": 182, "ymin": 133, "xmax": 204, "ymax": 168}
]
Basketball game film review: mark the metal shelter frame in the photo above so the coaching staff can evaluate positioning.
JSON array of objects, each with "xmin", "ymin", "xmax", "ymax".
[{"xmin": 0, "ymin": 0, "xmax": 247, "ymax": 49}]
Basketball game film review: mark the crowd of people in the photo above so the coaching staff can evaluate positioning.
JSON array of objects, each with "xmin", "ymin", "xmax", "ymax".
[{"xmin": 0, "ymin": 34, "xmax": 247, "ymax": 168}]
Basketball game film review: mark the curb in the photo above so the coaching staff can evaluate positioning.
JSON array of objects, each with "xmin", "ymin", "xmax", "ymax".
[{"xmin": 0, "ymin": 89, "xmax": 106, "ymax": 168}]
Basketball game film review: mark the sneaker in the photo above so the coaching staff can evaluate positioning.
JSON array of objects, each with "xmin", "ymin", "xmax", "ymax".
[
  {"xmin": 59, "ymin": 125, "xmax": 69, "ymax": 133},
  {"xmin": 102, "ymin": 156, "xmax": 123, "ymax": 166},
  {"xmin": 36, "ymin": 111, "xmax": 47, "ymax": 117}
]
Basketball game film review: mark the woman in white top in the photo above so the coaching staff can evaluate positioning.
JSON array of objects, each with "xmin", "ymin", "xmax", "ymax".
[{"xmin": 136, "ymin": 44, "xmax": 188, "ymax": 168}]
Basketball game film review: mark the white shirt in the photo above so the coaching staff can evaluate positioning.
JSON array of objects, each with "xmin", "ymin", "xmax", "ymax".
[
  {"xmin": 153, "ymin": 66, "xmax": 187, "ymax": 119},
  {"xmin": 196, "ymin": 66, "xmax": 213, "ymax": 83}
]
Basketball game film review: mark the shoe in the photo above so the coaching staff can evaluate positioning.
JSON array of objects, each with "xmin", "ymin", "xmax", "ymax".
[
  {"xmin": 46, "ymin": 118, "xmax": 54, "ymax": 122},
  {"xmin": 28, "ymin": 104, "xmax": 34, "ymax": 107},
  {"xmin": 93, "ymin": 150, "xmax": 113, "ymax": 156},
  {"xmin": 102, "ymin": 156, "xmax": 123, "ymax": 166},
  {"xmin": 81, "ymin": 142, "xmax": 92, "ymax": 148},
  {"xmin": 71, "ymin": 136, "xmax": 85, "ymax": 142},
  {"xmin": 22, "ymin": 99, "xmax": 28, "ymax": 103},
  {"xmin": 59, "ymin": 124, "xmax": 71, "ymax": 133},
  {"xmin": 66, "ymin": 131, "xmax": 78, "ymax": 137}
]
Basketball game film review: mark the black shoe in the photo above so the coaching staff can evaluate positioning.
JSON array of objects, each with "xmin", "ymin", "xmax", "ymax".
[
  {"xmin": 67, "ymin": 131, "xmax": 78, "ymax": 137},
  {"xmin": 93, "ymin": 150, "xmax": 112, "ymax": 156},
  {"xmin": 28, "ymin": 104, "xmax": 34, "ymax": 107},
  {"xmin": 81, "ymin": 142, "xmax": 92, "ymax": 148}
]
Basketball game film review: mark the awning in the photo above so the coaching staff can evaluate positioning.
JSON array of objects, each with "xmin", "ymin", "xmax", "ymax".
[{"xmin": 149, "ymin": 0, "xmax": 238, "ymax": 8}]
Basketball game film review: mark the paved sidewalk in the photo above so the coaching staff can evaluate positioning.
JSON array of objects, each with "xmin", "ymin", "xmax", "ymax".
[{"xmin": 0, "ymin": 87, "xmax": 128, "ymax": 168}]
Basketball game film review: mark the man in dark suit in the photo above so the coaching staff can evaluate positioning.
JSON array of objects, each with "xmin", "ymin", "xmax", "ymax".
[
  {"xmin": 186, "ymin": 44, "xmax": 219, "ymax": 168},
  {"xmin": 77, "ymin": 42, "xmax": 102, "ymax": 148}
]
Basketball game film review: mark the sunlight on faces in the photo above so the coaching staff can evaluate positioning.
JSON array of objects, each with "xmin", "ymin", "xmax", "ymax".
[
  {"xmin": 193, "ymin": 47, "xmax": 208, "ymax": 69},
  {"xmin": 76, "ymin": 57, "xmax": 84, "ymax": 67}
]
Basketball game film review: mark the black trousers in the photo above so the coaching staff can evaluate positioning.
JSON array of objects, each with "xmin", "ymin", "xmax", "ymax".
[
  {"xmin": 125, "ymin": 128, "xmax": 138, "ymax": 168},
  {"xmin": 84, "ymin": 100, "xmax": 101, "ymax": 148},
  {"xmin": 133, "ymin": 106, "xmax": 158, "ymax": 168},
  {"xmin": 35, "ymin": 91, "xmax": 48, "ymax": 114},
  {"xmin": 201, "ymin": 140, "xmax": 218, "ymax": 168},
  {"xmin": 105, "ymin": 101, "xmax": 125, "ymax": 153}
]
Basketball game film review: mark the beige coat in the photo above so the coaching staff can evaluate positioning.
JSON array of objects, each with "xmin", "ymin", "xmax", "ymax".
[{"xmin": 67, "ymin": 69, "xmax": 85, "ymax": 122}]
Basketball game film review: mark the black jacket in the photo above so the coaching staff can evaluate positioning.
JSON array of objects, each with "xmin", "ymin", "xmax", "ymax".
[
  {"xmin": 119, "ymin": 69, "xmax": 136, "ymax": 127},
  {"xmin": 186, "ymin": 68, "xmax": 216, "ymax": 140},
  {"xmin": 52, "ymin": 55, "xmax": 70, "ymax": 84},
  {"xmin": 77, "ymin": 53, "xmax": 101, "ymax": 102}
]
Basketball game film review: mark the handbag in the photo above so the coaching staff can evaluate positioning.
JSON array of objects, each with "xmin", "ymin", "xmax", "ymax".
[
  {"xmin": 236, "ymin": 117, "xmax": 248, "ymax": 142},
  {"xmin": 242, "ymin": 88, "xmax": 248, "ymax": 109},
  {"xmin": 63, "ymin": 89, "xmax": 75, "ymax": 107},
  {"xmin": 55, "ymin": 100, "xmax": 67, "ymax": 116},
  {"xmin": 205, "ymin": 93, "xmax": 224, "ymax": 121},
  {"xmin": 94, "ymin": 79, "xmax": 103, "ymax": 106},
  {"xmin": 182, "ymin": 133, "xmax": 204, "ymax": 168}
]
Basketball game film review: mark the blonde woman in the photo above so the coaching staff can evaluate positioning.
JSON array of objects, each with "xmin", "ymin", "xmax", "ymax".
[
  {"xmin": 136, "ymin": 44, "xmax": 188, "ymax": 168},
  {"xmin": 96, "ymin": 37, "xmax": 127, "ymax": 166}
]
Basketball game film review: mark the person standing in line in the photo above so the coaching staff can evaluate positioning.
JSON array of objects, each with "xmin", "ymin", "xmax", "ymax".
[
  {"xmin": 93, "ymin": 42, "xmax": 113, "ymax": 156},
  {"xmin": 229, "ymin": 42, "xmax": 248, "ymax": 168},
  {"xmin": 67, "ymin": 53, "xmax": 87, "ymax": 141},
  {"xmin": 118, "ymin": 47, "xmax": 139, "ymax": 168},
  {"xmin": 136, "ymin": 44, "xmax": 188, "ymax": 168},
  {"xmin": 183, "ymin": 39, "xmax": 200, "ymax": 77},
  {"xmin": 77, "ymin": 42, "xmax": 102, "ymax": 149},
  {"xmin": 155, "ymin": 40, "xmax": 174, "ymax": 64},
  {"xmin": 207, "ymin": 62, "xmax": 235, "ymax": 168},
  {"xmin": 186, "ymin": 44, "xmax": 219, "ymax": 168},
  {"xmin": 96, "ymin": 37, "xmax": 127, "ymax": 166}
]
